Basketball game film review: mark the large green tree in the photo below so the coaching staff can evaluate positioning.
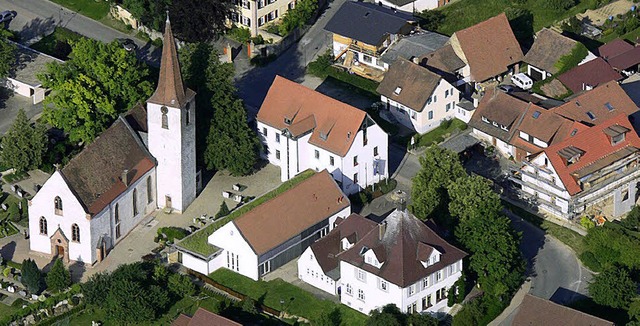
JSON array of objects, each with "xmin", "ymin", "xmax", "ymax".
[
  {"xmin": 1, "ymin": 109, "xmax": 47, "ymax": 173},
  {"xmin": 46, "ymin": 258, "xmax": 71, "ymax": 292},
  {"xmin": 38, "ymin": 38, "xmax": 153, "ymax": 144},
  {"xmin": 448, "ymin": 175, "xmax": 502, "ymax": 220},
  {"xmin": 21, "ymin": 258, "xmax": 44, "ymax": 294},
  {"xmin": 278, "ymin": 0, "xmax": 318, "ymax": 36},
  {"xmin": 410, "ymin": 146, "xmax": 466, "ymax": 220},
  {"xmin": 589, "ymin": 267, "xmax": 636, "ymax": 309}
]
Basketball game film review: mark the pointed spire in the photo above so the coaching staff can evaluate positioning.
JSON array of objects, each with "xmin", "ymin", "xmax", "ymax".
[{"xmin": 148, "ymin": 13, "xmax": 187, "ymax": 108}]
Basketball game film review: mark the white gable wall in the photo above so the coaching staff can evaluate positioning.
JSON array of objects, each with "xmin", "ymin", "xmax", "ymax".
[
  {"xmin": 379, "ymin": 0, "xmax": 439, "ymax": 12},
  {"xmin": 298, "ymin": 247, "xmax": 338, "ymax": 295},
  {"xmin": 208, "ymin": 222, "xmax": 259, "ymax": 280},
  {"xmin": 29, "ymin": 171, "xmax": 91, "ymax": 262}
]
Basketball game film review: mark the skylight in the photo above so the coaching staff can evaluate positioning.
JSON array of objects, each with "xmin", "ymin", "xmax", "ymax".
[
  {"xmin": 605, "ymin": 102, "xmax": 614, "ymax": 111},
  {"xmin": 570, "ymin": 129, "xmax": 578, "ymax": 136},
  {"xmin": 394, "ymin": 87, "xmax": 402, "ymax": 95},
  {"xmin": 532, "ymin": 111, "xmax": 541, "ymax": 119},
  {"xmin": 586, "ymin": 111, "xmax": 596, "ymax": 120}
]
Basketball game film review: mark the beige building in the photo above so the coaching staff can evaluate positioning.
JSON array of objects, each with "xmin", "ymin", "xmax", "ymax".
[{"xmin": 231, "ymin": 0, "xmax": 297, "ymax": 36}]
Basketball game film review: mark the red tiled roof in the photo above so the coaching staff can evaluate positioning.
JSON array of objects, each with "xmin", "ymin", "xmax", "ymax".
[
  {"xmin": 544, "ymin": 114, "xmax": 640, "ymax": 195},
  {"xmin": 551, "ymin": 81, "xmax": 638, "ymax": 126},
  {"xmin": 171, "ymin": 308, "xmax": 241, "ymax": 326},
  {"xmin": 557, "ymin": 58, "xmax": 622, "ymax": 94},
  {"xmin": 513, "ymin": 294, "xmax": 614, "ymax": 326},
  {"xmin": 257, "ymin": 76, "xmax": 368, "ymax": 157},
  {"xmin": 452, "ymin": 13, "xmax": 523, "ymax": 82},
  {"xmin": 607, "ymin": 46, "xmax": 640, "ymax": 70},
  {"xmin": 598, "ymin": 38, "xmax": 634, "ymax": 60},
  {"xmin": 233, "ymin": 170, "xmax": 349, "ymax": 255}
]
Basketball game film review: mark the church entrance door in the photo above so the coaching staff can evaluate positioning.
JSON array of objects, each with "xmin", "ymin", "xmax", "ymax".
[{"xmin": 56, "ymin": 245, "xmax": 64, "ymax": 257}]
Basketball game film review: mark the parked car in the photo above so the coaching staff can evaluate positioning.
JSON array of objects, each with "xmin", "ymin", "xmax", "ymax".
[
  {"xmin": 511, "ymin": 73, "xmax": 533, "ymax": 90},
  {"xmin": 497, "ymin": 85, "xmax": 515, "ymax": 93},
  {"xmin": 117, "ymin": 38, "xmax": 138, "ymax": 52},
  {"xmin": 0, "ymin": 10, "xmax": 17, "ymax": 24}
]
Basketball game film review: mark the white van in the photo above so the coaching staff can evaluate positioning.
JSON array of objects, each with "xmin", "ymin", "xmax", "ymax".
[{"xmin": 511, "ymin": 73, "xmax": 533, "ymax": 90}]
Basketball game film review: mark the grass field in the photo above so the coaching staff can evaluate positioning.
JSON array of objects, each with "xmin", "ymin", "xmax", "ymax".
[
  {"xmin": 48, "ymin": 0, "xmax": 110, "ymax": 20},
  {"xmin": 30, "ymin": 27, "xmax": 84, "ymax": 60},
  {"xmin": 436, "ymin": 0, "xmax": 594, "ymax": 36},
  {"xmin": 416, "ymin": 119, "xmax": 467, "ymax": 148}
]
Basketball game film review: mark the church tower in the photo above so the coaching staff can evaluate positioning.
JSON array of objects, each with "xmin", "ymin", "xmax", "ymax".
[{"xmin": 147, "ymin": 15, "xmax": 196, "ymax": 213}]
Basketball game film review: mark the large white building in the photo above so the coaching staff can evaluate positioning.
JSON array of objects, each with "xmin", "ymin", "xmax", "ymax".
[
  {"xmin": 377, "ymin": 58, "xmax": 460, "ymax": 134},
  {"xmin": 257, "ymin": 76, "xmax": 388, "ymax": 195},
  {"xmin": 176, "ymin": 170, "xmax": 351, "ymax": 280},
  {"xmin": 298, "ymin": 209, "xmax": 466, "ymax": 316},
  {"xmin": 28, "ymin": 17, "xmax": 197, "ymax": 264}
]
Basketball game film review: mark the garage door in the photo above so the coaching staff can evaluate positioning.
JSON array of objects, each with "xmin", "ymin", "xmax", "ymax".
[{"xmin": 529, "ymin": 67, "xmax": 544, "ymax": 81}]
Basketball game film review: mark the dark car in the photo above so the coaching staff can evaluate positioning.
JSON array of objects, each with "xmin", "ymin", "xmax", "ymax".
[
  {"xmin": 117, "ymin": 38, "xmax": 138, "ymax": 52},
  {"xmin": 497, "ymin": 85, "xmax": 515, "ymax": 93},
  {"xmin": 0, "ymin": 10, "xmax": 17, "ymax": 24}
]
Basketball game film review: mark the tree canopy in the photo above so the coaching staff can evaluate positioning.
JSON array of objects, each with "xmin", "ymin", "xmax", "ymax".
[
  {"xmin": 1, "ymin": 109, "xmax": 47, "ymax": 173},
  {"xmin": 46, "ymin": 258, "xmax": 71, "ymax": 292},
  {"xmin": 366, "ymin": 304, "xmax": 438, "ymax": 326},
  {"xmin": 278, "ymin": 0, "xmax": 318, "ymax": 36},
  {"xmin": 123, "ymin": 0, "xmax": 235, "ymax": 42},
  {"xmin": 589, "ymin": 267, "xmax": 636, "ymax": 309},
  {"xmin": 0, "ymin": 33, "xmax": 16, "ymax": 78},
  {"xmin": 21, "ymin": 258, "xmax": 44, "ymax": 294},
  {"xmin": 38, "ymin": 38, "xmax": 153, "ymax": 144},
  {"xmin": 448, "ymin": 175, "xmax": 502, "ymax": 220}
]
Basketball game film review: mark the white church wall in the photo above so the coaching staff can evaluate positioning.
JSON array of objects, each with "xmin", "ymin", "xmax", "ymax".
[{"xmin": 208, "ymin": 222, "xmax": 259, "ymax": 280}]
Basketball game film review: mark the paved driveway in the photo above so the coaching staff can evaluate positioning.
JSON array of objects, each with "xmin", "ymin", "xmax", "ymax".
[{"xmin": 0, "ymin": 88, "xmax": 43, "ymax": 134}]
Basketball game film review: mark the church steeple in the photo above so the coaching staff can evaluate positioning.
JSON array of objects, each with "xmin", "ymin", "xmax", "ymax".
[{"xmin": 148, "ymin": 14, "xmax": 187, "ymax": 108}]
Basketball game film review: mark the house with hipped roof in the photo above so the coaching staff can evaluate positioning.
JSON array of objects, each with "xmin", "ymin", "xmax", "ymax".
[
  {"xmin": 298, "ymin": 208, "xmax": 466, "ymax": 316},
  {"xmin": 517, "ymin": 113, "xmax": 640, "ymax": 219},
  {"xmin": 257, "ymin": 76, "xmax": 388, "ymax": 195},
  {"xmin": 176, "ymin": 170, "xmax": 351, "ymax": 280},
  {"xmin": 377, "ymin": 58, "xmax": 460, "ymax": 134},
  {"xmin": 28, "ymin": 17, "xmax": 198, "ymax": 264}
]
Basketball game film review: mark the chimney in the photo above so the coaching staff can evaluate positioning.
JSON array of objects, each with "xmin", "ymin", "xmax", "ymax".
[
  {"xmin": 390, "ymin": 190, "xmax": 408, "ymax": 211},
  {"xmin": 121, "ymin": 169, "xmax": 129, "ymax": 186},
  {"xmin": 378, "ymin": 221, "xmax": 387, "ymax": 240}
]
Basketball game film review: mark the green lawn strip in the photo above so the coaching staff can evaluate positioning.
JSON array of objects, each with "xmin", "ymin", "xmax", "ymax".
[
  {"xmin": 436, "ymin": 0, "xmax": 592, "ymax": 37},
  {"xmin": 209, "ymin": 269, "xmax": 367, "ymax": 325},
  {"xmin": 503, "ymin": 201, "xmax": 585, "ymax": 256},
  {"xmin": 48, "ymin": 0, "xmax": 110, "ymax": 20},
  {"xmin": 416, "ymin": 119, "xmax": 467, "ymax": 148},
  {"xmin": 177, "ymin": 170, "xmax": 317, "ymax": 257}
]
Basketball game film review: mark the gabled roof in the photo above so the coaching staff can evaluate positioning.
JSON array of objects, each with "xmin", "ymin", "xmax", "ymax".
[
  {"xmin": 338, "ymin": 209, "xmax": 467, "ymax": 288},
  {"xmin": 551, "ymin": 81, "xmax": 638, "ymax": 126},
  {"xmin": 257, "ymin": 76, "xmax": 369, "ymax": 157},
  {"xmin": 172, "ymin": 308, "xmax": 241, "ymax": 326},
  {"xmin": 543, "ymin": 114, "xmax": 640, "ymax": 195},
  {"xmin": 233, "ymin": 170, "xmax": 349, "ymax": 255},
  {"xmin": 451, "ymin": 13, "xmax": 523, "ymax": 82},
  {"xmin": 147, "ymin": 18, "xmax": 195, "ymax": 108},
  {"xmin": 380, "ymin": 31, "xmax": 449, "ymax": 64},
  {"xmin": 324, "ymin": 1, "xmax": 413, "ymax": 46},
  {"xmin": 61, "ymin": 116, "xmax": 156, "ymax": 215},
  {"xmin": 468, "ymin": 89, "xmax": 529, "ymax": 142},
  {"xmin": 8, "ymin": 41, "xmax": 63, "ymax": 86},
  {"xmin": 557, "ymin": 58, "xmax": 622, "ymax": 94},
  {"xmin": 607, "ymin": 45, "xmax": 640, "ymax": 70},
  {"xmin": 523, "ymin": 28, "xmax": 578, "ymax": 74},
  {"xmin": 310, "ymin": 213, "xmax": 378, "ymax": 275},
  {"xmin": 598, "ymin": 38, "xmax": 634, "ymax": 60},
  {"xmin": 516, "ymin": 105, "xmax": 575, "ymax": 144},
  {"xmin": 376, "ymin": 58, "xmax": 442, "ymax": 111},
  {"xmin": 513, "ymin": 294, "xmax": 614, "ymax": 326},
  {"xmin": 420, "ymin": 44, "xmax": 466, "ymax": 74}
]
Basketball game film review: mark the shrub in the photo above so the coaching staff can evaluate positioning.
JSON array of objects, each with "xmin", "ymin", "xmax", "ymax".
[
  {"xmin": 580, "ymin": 251, "xmax": 602, "ymax": 271},
  {"xmin": 168, "ymin": 273, "xmax": 195, "ymax": 297},
  {"xmin": 3, "ymin": 266, "xmax": 11, "ymax": 277},
  {"xmin": 45, "ymin": 258, "xmax": 71, "ymax": 293},
  {"xmin": 215, "ymin": 201, "xmax": 230, "ymax": 219},
  {"xmin": 228, "ymin": 26, "xmax": 252, "ymax": 44},
  {"xmin": 241, "ymin": 297, "xmax": 258, "ymax": 314},
  {"xmin": 580, "ymin": 216, "xmax": 596, "ymax": 229}
]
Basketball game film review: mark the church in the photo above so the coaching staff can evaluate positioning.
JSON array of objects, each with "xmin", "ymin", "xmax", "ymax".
[{"xmin": 27, "ymin": 17, "xmax": 197, "ymax": 265}]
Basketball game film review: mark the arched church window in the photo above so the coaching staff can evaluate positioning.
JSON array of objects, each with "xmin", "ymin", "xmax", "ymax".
[
  {"xmin": 133, "ymin": 189, "xmax": 138, "ymax": 216},
  {"xmin": 146, "ymin": 176, "xmax": 153, "ymax": 204},
  {"xmin": 186, "ymin": 102, "xmax": 191, "ymax": 126},
  {"xmin": 161, "ymin": 106, "xmax": 168, "ymax": 129},
  {"xmin": 71, "ymin": 224, "xmax": 80, "ymax": 242},
  {"xmin": 115, "ymin": 204, "xmax": 121, "ymax": 239},
  {"xmin": 39, "ymin": 216, "xmax": 47, "ymax": 235},
  {"xmin": 54, "ymin": 196, "xmax": 63, "ymax": 215}
]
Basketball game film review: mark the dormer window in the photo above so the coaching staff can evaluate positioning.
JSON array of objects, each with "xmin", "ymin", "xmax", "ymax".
[
  {"xmin": 394, "ymin": 87, "xmax": 402, "ymax": 95},
  {"xmin": 319, "ymin": 132, "xmax": 328, "ymax": 141},
  {"xmin": 500, "ymin": 125, "xmax": 508, "ymax": 132},
  {"xmin": 482, "ymin": 116, "xmax": 490, "ymax": 124},
  {"xmin": 612, "ymin": 133, "xmax": 625, "ymax": 144},
  {"xmin": 558, "ymin": 146, "xmax": 584, "ymax": 166},
  {"xmin": 492, "ymin": 121, "xmax": 499, "ymax": 127},
  {"xmin": 284, "ymin": 117, "xmax": 292, "ymax": 125},
  {"xmin": 341, "ymin": 236, "xmax": 354, "ymax": 251},
  {"xmin": 604, "ymin": 125, "xmax": 630, "ymax": 146}
]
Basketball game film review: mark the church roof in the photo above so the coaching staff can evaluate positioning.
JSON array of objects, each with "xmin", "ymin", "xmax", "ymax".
[
  {"xmin": 147, "ymin": 17, "xmax": 194, "ymax": 108},
  {"xmin": 60, "ymin": 116, "xmax": 155, "ymax": 215}
]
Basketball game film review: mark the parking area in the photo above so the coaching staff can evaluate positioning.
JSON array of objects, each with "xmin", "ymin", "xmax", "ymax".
[{"xmin": 0, "ymin": 88, "xmax": 43, "ymax": 134}]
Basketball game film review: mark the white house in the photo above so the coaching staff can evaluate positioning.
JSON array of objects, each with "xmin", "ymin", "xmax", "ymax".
[
  {"xmin": 298, "ymin": 208, "xmax": 466, "ymax": 316},
  {"xmin": 28, "ymin": 17, "xmax": 197, "ymax": 264},
  {"xmin": 377, "ymin": 58, "xmax": 460, "ymax": 134},
  {"xmin": 378, "ymin": 0, "xmax": 452, "ymax": 13},
  {"xmin": 515, "ymin": 114, "xmax": 640, "ymax": 220},
  {"xmin": 3, "ymin": 42, "xmax": 63, "ymax": 104},
  {"xmin": 176, "ymin": 170, "xmax": 351, "ymax": 280},
  {"xmin": 256, "ymin": 76, "xmax": 388, "ymax": 195}
]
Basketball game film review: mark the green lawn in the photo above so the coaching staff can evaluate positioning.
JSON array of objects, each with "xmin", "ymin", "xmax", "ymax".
[
  {"xmin": 177, "ymin": 170, "xmax": 317, "ymax": 257},
  {"xmin": 436, "ymin": 0, "xmax": 594, "ymax": 37},
  {"xmin": 48, "ymin": 0, "xmax": 110, "ymax": 20},
  {"xmin": 504, "ymin": 201, "xmax": 585, "ymax": 257},
  {"xmin": 209, "ymin": 269, "xmax": 368, "ymax": 325},
  {"xmin": 0, "ymin": 301, "xmax": 21, "ymax": 319},
  {"xmin": 30, "ymin": 27, "xmax": 84, "ymax": 60},
  {"xmin": 415, "ymin": 119, "xmax": 467, "ymax": 148}
]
